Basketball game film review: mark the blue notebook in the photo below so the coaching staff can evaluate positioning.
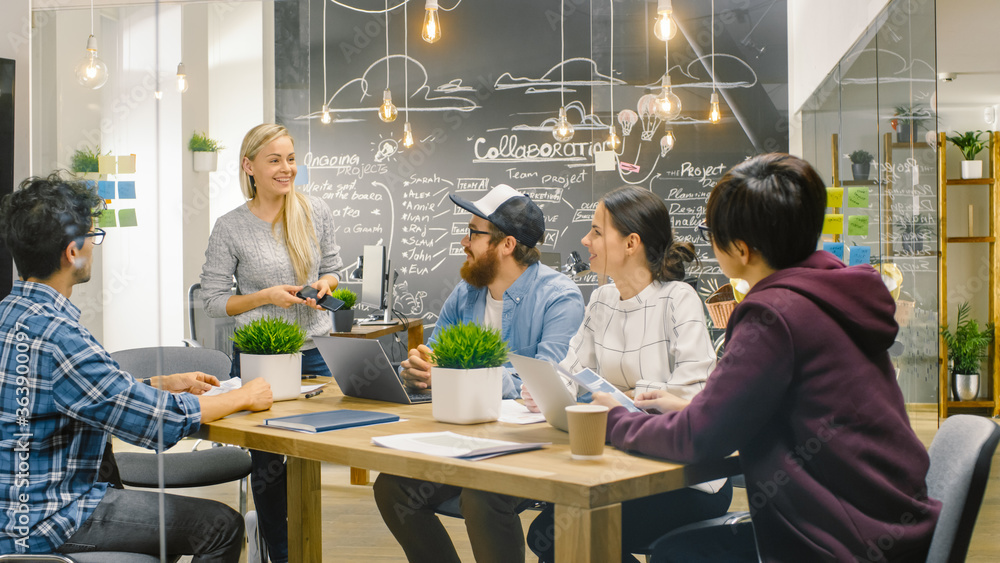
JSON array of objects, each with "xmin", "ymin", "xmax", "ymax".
[{"xmin": 264, "ymin": 409, "xmax": 399, "ymax": 433}]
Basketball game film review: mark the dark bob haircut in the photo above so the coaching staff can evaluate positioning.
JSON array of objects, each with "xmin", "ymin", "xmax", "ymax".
[
  {"xmin": 0, "ymin": 172, "xmax": 105, "ymax": 280},
  {"xmin": 705, "ymin": 153, "xmax": 826, "ymax": 270}
]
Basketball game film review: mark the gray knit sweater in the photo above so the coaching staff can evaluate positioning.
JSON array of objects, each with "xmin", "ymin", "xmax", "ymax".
[{"xmin": 200, "ymin": 195, "xmax": 343, "ymax": 349}]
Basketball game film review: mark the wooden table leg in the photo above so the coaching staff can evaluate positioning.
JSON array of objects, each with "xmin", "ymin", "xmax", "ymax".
[
  {"xmin": 554, "ymin": 503, "xmax": 621, "ymax": 563},
  {"xmin": 407, "ymin": 322, "xmax": 424, "ymax": 352},
  {"xmin": 350, "ymin": 467, "xmax": 369, "ymax": 485},
  {"xmin": 287, "ymin": 457, "xmax": 322, "ymax": 562}
]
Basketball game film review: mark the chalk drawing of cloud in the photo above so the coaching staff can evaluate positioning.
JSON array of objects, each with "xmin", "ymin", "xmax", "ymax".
[
  {"xmin": 494, "ymin": 58, "xmax": 627, "ymax": 94},
  {"xmin": 507, "ymin": 100, "xmax": 610, "ymax": 133}
]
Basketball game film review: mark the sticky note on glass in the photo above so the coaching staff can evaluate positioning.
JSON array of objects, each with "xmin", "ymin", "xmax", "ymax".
[
  {"xmin": 98, "ymin": 209, "xmax": 117, "ymax": 228},
  {"xmin": 594, "ymin": 150, "xmax": 616, "ymax": 172},
  {"xmin": 822, "ymin": 242, "xmax": 845, "ymax": 260},
  {"xmin": 96, "ymin": 181, "xmax": 114, "ymax": 199},
  {"xmin": 822, "ymin": 214, "xmax": 843, "ymax": 235},
  {"xmin": 846, "ymin": 245, "xmax": 871, "ymax": 266},
  {"xmin": 295, "ymin": 164, "xmax": 309, "ymax": 186},
  {"xmin": 118, "ymin": 181, "xmax": 136, "ymax": 199},
  {"xmin": 826, "ymin": 187, "xmax": 844, "ymax": 208},
  {"xmin": 118, "ymin": 209, "xmax": 138, "ymax": 227},
  {"xmin": 118, "ymin": 154, "xmax": 136, "ymax": 174},
  {"xmin": 847, "ymin": 187, "xmax": 869, "ymax": 208},
  {"xmin": 98, "ymin": 155, "xmax": 117, "ymax": 175},
  {"xmin": 83, "ymin": 180, "xmax": 97, "ymax": 193},
  {"xmin": 847, "ymin": 215, "xmax": 869, "ymax": 236}
]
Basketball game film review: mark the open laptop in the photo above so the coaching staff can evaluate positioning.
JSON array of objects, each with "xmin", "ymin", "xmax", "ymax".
[
  {"xmin": 508, "ymin": 354, "xmax": 577, "ymax": 431},
  {"xmin": 314, "ymin": 336, "xmax": 432, "ymax": 404}
]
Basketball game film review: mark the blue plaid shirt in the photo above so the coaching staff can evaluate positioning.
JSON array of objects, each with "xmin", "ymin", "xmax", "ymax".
[{"xmin": 0, "ymin": 281, "xmax": 202, "ymax": 553}]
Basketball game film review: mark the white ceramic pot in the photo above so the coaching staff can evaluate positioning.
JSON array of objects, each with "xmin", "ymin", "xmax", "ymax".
[
  {"xmin": 240, "ymin": 352, "xmax": 301, "ymax": 401},
  {"xmin": 961, "ymin": 160, "xmax": 983, "ymax": 180},
  {"xmin": 193, "ymin": 151, "xmax": 219, "ymax": 173},
  {"xmin": 432, "ymin": 366, "xmax": 503, "ymax": 424}
]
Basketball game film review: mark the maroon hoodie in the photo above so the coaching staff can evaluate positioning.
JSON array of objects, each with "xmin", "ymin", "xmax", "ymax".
[{"xmin": 606, "ymin": 251, "xmax": 940, "ymax": 562}]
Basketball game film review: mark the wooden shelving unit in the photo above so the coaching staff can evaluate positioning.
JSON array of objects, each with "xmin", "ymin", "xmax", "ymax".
[{"xmin": 937, "ymin": 131, "xmax": 1000, "ymax": 420}]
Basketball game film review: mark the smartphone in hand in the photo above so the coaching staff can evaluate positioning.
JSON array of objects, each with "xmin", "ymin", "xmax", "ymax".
[{"xmin": 297, "ymin": 286, "xmax": 345, "ymax": 312}]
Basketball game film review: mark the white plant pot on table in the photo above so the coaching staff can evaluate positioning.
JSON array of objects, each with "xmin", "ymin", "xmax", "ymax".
[
  {"xmin": 432, "ymin": 366, "xmax": 503, "ymax": 424},
  {"xmin": 240, "ymin": 352, "xmax": 301, "ymax": 401}
]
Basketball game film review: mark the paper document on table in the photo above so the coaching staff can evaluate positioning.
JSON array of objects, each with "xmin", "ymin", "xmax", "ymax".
[
  {"xmin": 556, "ymin": 366, "xmax": 645, "ymax": 413},
  {"xmin": 372, "ymin": 431, "xmax": 549, "ymax": 460},
  {"xmin": 200, "ymin": 377, "xmax": 325, "ymax": 396},
  {"xmin": 499, "ymin": 399, "xmax": 546, "ymax": 424}
]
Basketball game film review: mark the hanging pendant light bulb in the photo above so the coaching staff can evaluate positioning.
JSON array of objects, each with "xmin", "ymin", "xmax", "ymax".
[
  {"xmin": 379, "ymin": 89, "xmax": 398, "ymax": 122},
  {"xmin": 655, "ymin": 75, "xmax": 682, "ymax": 121},
  {"xmin": 321, "ymin": 103, "xmax": 332, "ymax": 125},
  {"xmin": 75, "ymin": 35, "xmax": 109, "ymax": 90},
  {"xmin": 402, "ymin": 122, "xmax": 415, "ymax": 148},
  {"xmin": 660, "ymin": 129, "xmax": 676, "ymax": 156},
  {"xmin": 606, "ymin": 126, "xmax": 621, "ymax": 150},
  {"xmin": 176, "ymin": 63, "xmax": 189, "ymax": 93},
  {"xmin": 709, "ymin": 92, "xmax": 722, "ymax": 124},
  {"xmin": 553, "ymin": 107, "xmax": 575, "ymax": 142},
  {"xmin": 422, "ymin": 0, "xmax": 441, "ymax": 44},
  {"xmin": 654, "ymin": 0, "xmax": 677, "ymax": 41}
]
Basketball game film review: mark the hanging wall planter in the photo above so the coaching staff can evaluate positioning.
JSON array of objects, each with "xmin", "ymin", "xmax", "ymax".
[{"xmin": 189, "ymin": 131, "xmax": 224, "ymax": 173}]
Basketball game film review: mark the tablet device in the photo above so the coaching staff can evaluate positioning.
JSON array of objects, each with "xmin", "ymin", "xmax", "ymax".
[
  {"xmin": 297, "ymin": 286, "xmax": 345, "ymax": 312},
  {"xmin": 508, "ymin": 354, "xmax": 577, "ymax": 432}
]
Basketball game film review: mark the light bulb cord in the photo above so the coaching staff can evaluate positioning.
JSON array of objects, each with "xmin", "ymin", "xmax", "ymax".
[
  {"xmin": 404, "ymin": 1, "xmax": 409, "ymax": 120},
  {"xmin": 323, "ymin": 0, "xmax": 328, "ymax": 105},
  {"xmin": 385, "ymin": 0, "xmax": 390, "ymax": 89},
  {"xmin": 711, "ymin": 0, "xmax": 716, "ymax": 94},
  {"xmin": 90, "ymin": 0, "xmax": 94, "ymax": 35},
  {"xmin": 560, "ymin": 0, "xmax": 565, "ymax": 110},
  {"xmin": 609, "ymin": 0, "xmax": 614, "ymax": 119}
]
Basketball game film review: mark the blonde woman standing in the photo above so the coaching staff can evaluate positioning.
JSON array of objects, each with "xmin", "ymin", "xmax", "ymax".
[{"xmin": 200, "ymin": 123, "xmax": 342, "ymax": 563}]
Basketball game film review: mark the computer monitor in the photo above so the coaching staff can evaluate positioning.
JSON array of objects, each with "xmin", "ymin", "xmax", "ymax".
[{"xmin": 360, "ymin": 244, "xmax": 397, "ymax": 325}]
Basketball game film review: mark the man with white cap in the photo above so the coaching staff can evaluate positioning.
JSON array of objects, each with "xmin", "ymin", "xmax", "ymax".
[{"xmin": 374, "ymin": 184, "xmax": 584, "ymax": 563}]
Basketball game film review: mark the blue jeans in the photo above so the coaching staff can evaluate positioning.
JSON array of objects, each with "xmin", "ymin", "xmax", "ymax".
[
  {"xmin": 57, "ymin": 487, "xmax": 243, "ymax": 562},
  {"xmin": 232, "ymin": 347, "xmax": 332, "ymax": 563}
]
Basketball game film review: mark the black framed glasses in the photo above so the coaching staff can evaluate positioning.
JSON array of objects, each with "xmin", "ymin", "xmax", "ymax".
[
  {"xmin": 467, "ymin": 227, "xmax": 491, "ymax": 239},
  {"xmin": 82, "ymin": 228, "xmax": 106, "ymax": 246},
  {"xmin": 696, "ymin": 221, "xmax": 711, "ymax": 244}
]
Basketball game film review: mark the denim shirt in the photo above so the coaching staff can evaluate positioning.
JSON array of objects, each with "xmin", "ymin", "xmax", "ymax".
[{"xmin": 429, "ymin": 263, "xmax": 585, "ymax": 398}]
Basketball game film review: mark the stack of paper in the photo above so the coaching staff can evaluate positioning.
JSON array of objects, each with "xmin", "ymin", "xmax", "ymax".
[{"xmin": 372, "ymin": 431, "xmax": 548, "ymax": 461}]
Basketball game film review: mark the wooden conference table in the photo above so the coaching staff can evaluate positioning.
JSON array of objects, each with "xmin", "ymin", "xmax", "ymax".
[{"xmin": 195, "ymin": 380, "xmax": 740, "ymax": 562}]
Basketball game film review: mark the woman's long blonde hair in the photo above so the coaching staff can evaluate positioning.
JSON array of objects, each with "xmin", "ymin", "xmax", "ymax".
[{"xmin": 239, "ymin": 123, "xmax": 318, "ymax": 285}]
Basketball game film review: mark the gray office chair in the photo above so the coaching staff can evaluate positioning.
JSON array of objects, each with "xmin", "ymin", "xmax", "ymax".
[
  {"xmin": 109, "ymin": 347, "xmax": 252, "ymax": 515},
  {"xmin": 186, "ymin": 282, "xmax": 237, "ymax": 357}
]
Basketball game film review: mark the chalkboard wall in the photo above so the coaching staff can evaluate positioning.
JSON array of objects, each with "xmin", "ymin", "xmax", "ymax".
[{"xmin": 274, "ymin": 0, "xmax": 788, "ymax": 326}]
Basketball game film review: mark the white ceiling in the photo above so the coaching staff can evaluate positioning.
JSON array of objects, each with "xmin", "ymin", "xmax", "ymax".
[{"xmin": 936, "ymin": 0, "xmax": 1000, "ymax": 108}]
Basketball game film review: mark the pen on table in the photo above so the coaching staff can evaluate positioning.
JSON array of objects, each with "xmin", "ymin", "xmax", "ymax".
[{"xmin": 304, "ymin": 389, "xmax": 324, "ymax": 399}]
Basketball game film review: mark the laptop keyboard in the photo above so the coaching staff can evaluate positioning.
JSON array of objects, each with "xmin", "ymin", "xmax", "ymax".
[{"xmin": 408, "ymin": 391, "xmax": 432, "ymax": 403}]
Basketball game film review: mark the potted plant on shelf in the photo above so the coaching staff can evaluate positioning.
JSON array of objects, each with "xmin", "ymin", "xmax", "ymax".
[
  {"xmin": 429, "ymin": 322, "xmax": 509, "ymax": 424},
  {"xmin": 848, "ymin": 149, "xmax": 873, "ymax": 181},
  {"xmin": 71, "ymin": 145, "xmax": 105, "ymax": 180},
  {"xmin": 946, "ymin": 130, "xmax": 987, "ymax": 179},
  {"xmin": 189, "ymin": 131, "xmax": 225, "ymax": 172},
  {"xmin": 892, "ymin": 105, "xmax": 932, "ymax": 144},
  {"xmin": 231, "ymin": 316, "xmax": 306, "ymax": 401},
  {"xmin": 330, "ymin": 288, "xmax": 357, "ymax": 332},
  {"xmin": 940, "ymin": 301, "xmax": 994, "ymax": 402}
]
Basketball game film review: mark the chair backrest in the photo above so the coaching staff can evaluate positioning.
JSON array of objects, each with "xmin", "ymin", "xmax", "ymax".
[
  {"xmin": 111, "ymin": 346, "xmax": 233, "ymax": 382},
  {"xmin": 925, "ymin": 414, "xmax": 1000, "ymax": 563},
  {"xmin": 188, "ymin": 282, "xmax": 237, "ymax": 358}
]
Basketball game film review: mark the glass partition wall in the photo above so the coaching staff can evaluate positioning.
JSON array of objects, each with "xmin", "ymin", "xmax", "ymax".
[{"xmin": 802, "ymin": 0, "xmax": 939, "ymax": 406}]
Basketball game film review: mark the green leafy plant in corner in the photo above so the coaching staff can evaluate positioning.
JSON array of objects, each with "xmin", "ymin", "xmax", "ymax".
[
  {"xmin": 330, "ymin": 288, "xmax": 357, "ymax": 310},
  {"xmin": 946, "ymin": 130, "xmax": 987, "ymax": 161},
  {"xmin": 71, "ymin": 145, "xmax": 106, "ymax": 174},
  {"xmin": 940, "ymin": 302, "xmax": 995, "ymax": 374},
  {"xmin": 849, "ymin": 150, "xmax": 873, "ymax": 165},
  {"xmin": 231, "ymin": 316, "xmax": 306, "ymax": 355},
  {"xmin": 188, "ymin": 131, "xmax": 225, "ymax": 152},
  {"xmin": 430, "ymin": 322, "xmax": 509, "ymax": 370}
]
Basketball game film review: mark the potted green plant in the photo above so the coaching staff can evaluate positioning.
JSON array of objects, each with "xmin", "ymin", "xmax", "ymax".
[
  {"xmin": 330, "ymin": 288, "xmax": 358, "ymax": 332},
  {"xmin": 71, "ymin": 145, "xmax": 105, "ymax": 180},
  {"xmin": 232, "ymin": 316, "xmax": 306, "ymax": 401},
  {"xmin": 946, "ymin": 130, "xmax": 988, "ymax": 179},
  {"xmin": 188, "ymin": 131, "xmax": 225, "ymax": 172},
  {"xmin": 429, "ymin": 322, "xmax": 509, "ymax": 424},
  {"xmin": 848, "ymin": 149, "xmax": 873, "ymax": 181},
  {"xmin": 892, "ymin": 105, "xmax": 932, "ymax": 144},
  {"xmin": 940, "ymin": 302, "xmax": 995, "ymax": 401}
]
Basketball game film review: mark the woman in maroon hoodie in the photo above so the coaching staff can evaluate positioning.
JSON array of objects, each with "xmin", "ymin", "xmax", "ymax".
[{"xmin": 594, "ymin": 153, "xmax": 940, "ymax": 562}]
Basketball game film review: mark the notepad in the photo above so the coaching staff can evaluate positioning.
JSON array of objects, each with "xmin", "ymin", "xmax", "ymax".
[
  {"xmin": 372, "ymin": 431, "xmax": 549, "ymax": 460},
  {"xmin": 264, "ymin": 409, "xmax": 399, "ymax": 433}
]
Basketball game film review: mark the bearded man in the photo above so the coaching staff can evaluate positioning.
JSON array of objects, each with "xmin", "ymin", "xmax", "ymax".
[{"xmin": 374, "ymin": 184, "xmax": 584, "ymax": 563}]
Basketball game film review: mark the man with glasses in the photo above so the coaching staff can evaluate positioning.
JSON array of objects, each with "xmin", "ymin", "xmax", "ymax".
[
  {"xmin": 0, "ymin": 173, "xmax": 274, "ymax": 560},
  {"xmin": 374, "ymin": 183, "xmax": 584, "ymax": 563}
]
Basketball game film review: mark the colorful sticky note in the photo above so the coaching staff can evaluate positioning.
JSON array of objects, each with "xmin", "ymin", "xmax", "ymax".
[
  {"xmin": 847, "ymin": 187, "xmax": 869, "ymax": 208},
  {"xmin": 98, "ymin": 209, "xmax": 117, "ymax": 228},
  {"xmin": 848, "ymin": 214, "xmax": 869, "ymax": 237},
  {"xmin": 118, "ymin": 181, "xmax": 136, "ymax": 199},
  {"xmin": 846, "ymin": 245, "xmax": 871, "ymax": 266},
  {"xmin": 82, "ymin": 180, "xmax": 97, "ymax": 193},
  {"xmin": 826, "ymin": 187, "xmax": 844, "ymax": 208},
  {"xmin": 822, "ymin": 214, "xmax": 844, "ymax": 235},
  {"xmin": 295, "ymin": 164, "xmax": 309, "ymax": 186},
  {"xmin": 822, "ymin": 242, "xmax": 845, "ymax": 260},
  {"xmin": 118, "ymin": 209, "xmax": 138, "ymax": 227},
  {"xmin": 98, "ymin": 155, "xmax": 117, "ymax": 175},
  {"xmin": 97, "ymin": 181, "xmax": 115, "ymax": 199},
  {"xmin": 118, "ymin": 154, "xmax": 136, "ymax": 174},
  {"xmin": 594, "ymin": 150, "xmax": 616, "ymax": 172}
]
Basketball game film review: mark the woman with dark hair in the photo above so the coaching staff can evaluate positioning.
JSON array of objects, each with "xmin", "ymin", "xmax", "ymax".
[
  {"xmin": 595, "ymin": 154, "xmax": 940, "ymax": 561},
  {"xmin": 525, "ymin": 185, "xmax": 726, "ymax": 563}
]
